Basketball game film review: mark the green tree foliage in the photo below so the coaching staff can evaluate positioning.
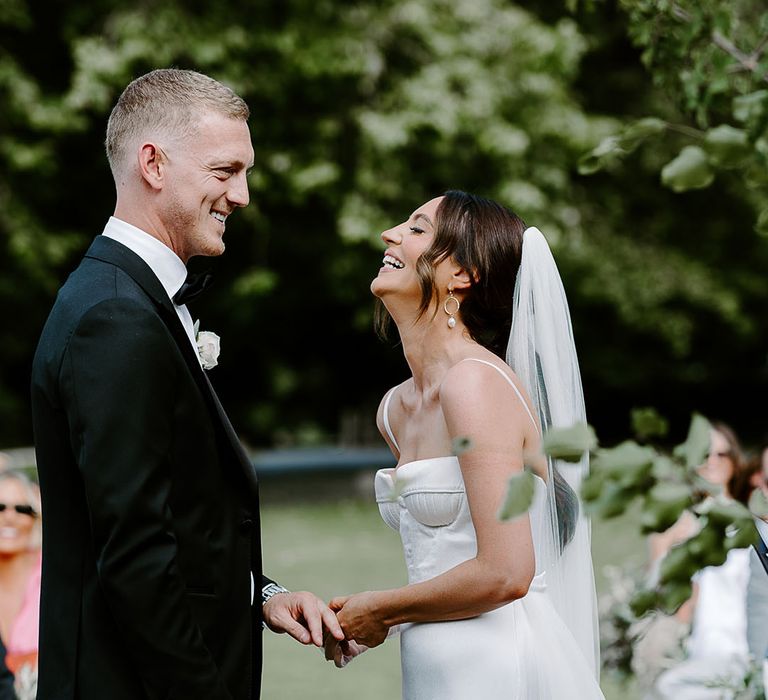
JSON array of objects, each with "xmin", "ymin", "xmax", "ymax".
[
  {"xmin": 580, "ymin": 1, "xmax": 768, "ymax": 231},
  {"xmin": 1, "ymin": 0, "xmax": 767, "ymax": 449}
]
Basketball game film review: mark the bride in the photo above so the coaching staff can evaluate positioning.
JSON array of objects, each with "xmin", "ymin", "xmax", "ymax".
[{"xmin": 325, "ymin": 190, "xmax": 605, "ymax": 699}]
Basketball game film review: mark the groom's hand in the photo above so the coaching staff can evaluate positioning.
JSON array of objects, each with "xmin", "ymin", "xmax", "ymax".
[
  {"xmin": 329, "ymin": 592, "xmax": 389, "ymax": 648},
  {"xmin": 263, "ymin": 591, "xmax": 344, "ymax": 647}
]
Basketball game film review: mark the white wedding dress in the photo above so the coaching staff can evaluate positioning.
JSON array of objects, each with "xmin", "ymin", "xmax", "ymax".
[{"xmin": 374, "ymin": 363, "xmax": 605, "ymax": 700}]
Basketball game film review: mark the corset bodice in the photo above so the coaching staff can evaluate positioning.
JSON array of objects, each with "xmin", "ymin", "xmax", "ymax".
[{"xmin": 375, "ymin": 456, "xmax": 547, "ymax": 585}]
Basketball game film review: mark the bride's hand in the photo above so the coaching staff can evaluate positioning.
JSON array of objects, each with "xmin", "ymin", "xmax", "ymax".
[
  {"xmin": 328, "ymin": 591, "xmax": 389, "ymax": 648},
  {"xmin": 329, "ymin": 594, "xmax": 350, "ymax": 612}
]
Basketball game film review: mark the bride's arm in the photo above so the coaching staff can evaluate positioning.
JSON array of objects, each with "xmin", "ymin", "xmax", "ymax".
[{"xmin": 333, "ymin": 361, "xmax": 537, "ymax": 648}]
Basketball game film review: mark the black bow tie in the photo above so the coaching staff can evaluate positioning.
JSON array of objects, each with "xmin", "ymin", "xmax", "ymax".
[{"xmin": 173, "ymin": 270, "xmax": 214, "ymax": 306}]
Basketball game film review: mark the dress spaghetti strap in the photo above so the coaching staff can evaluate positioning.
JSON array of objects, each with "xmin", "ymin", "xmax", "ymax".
[
  {"xmin": 381, "ymin": 386, "xmax": 400, "ymax": 451},
  {"xmin": 459, "ymin": 358, "xmax": 540, "ymax": 436}
]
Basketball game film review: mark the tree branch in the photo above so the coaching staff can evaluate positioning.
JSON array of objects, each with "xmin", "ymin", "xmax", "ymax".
[
  {"xmin": 670, "ymin": 3, "xmax": 768, "ymax": 85},
  {"xmin": 712, "ymin": 30, "xmax": 768, "ymax": 86},
  {"xmin": 671, "ymin": 4, "xmax": 692, "ymax": 23},
  {"xmin": 712, "ymin": 31, "xmax": 755, "ymax": 69},
  {"xmin": 665, "ymin": 122, "xmax": 706, "ymax": 140},
  {"xmin": 752, "ymin": 34, "xmax": 768, "ymax": 61}
]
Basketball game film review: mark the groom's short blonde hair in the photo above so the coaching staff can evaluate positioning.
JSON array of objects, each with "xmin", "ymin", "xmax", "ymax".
[{"xmin": 105, "ymin": 68, "xmax": 249, "ymax": 177}]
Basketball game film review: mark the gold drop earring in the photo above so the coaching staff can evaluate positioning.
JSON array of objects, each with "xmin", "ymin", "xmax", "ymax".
[{"xmin": 443, "ymin": 288, "xmax": 460, "ymax": 329}]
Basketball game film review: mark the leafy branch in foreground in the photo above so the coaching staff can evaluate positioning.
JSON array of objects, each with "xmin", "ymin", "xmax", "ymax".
[
  {"xmin": 578, "ymin": 1, "xmax": 768, "ymax": 232},
  {"xmin": 500, "ymin": 410, "xmax": 766, "ymax": 617}
]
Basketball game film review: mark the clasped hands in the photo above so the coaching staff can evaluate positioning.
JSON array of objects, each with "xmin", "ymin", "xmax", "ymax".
[
  {"xmin": 261, "ymin": 589, "xmax": 389, "ymax": 668},
  {"xmin": 323, "ymin": 591, "xmax": 389, "ymax": 669}
]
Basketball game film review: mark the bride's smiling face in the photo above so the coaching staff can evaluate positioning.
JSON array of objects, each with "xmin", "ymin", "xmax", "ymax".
[{"xmin": 371, "ymin": 196, "xmax": 443, "ymax": 300}]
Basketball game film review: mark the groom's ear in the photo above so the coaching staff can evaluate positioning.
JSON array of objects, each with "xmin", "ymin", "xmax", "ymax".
[{"xmin": 137, "ymin": 142, "xmax": 166, "ymax": 191}]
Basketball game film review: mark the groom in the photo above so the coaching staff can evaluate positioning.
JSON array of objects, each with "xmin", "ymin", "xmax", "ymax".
[{"xmin": 30, "ymin": 68, "xmax": 342, "ymax": 700}]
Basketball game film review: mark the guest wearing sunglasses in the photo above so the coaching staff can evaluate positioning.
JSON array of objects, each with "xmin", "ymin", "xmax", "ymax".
[
  {"xmin": 0, "ymin": 469, "xmax": 41, "ymax": 681},
  {"xmin": 648, "ymin": 422, "xmax": 755, "ymax": 699}
]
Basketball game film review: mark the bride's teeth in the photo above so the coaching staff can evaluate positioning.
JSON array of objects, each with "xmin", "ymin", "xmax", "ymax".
[{"xmin": 382, "ymin": 255, "xmax": 404, "ymax": 269}]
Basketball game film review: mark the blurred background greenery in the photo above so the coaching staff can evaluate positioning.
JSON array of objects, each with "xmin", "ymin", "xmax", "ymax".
[{"xmin": 2, "ymin": 0, "xmax": 767, "ymax": 453}]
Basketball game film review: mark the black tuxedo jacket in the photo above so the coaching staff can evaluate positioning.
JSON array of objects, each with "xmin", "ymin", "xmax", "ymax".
[{"xmin": 31, "ymin": 235, "xmax": 272, "ymax": 700}]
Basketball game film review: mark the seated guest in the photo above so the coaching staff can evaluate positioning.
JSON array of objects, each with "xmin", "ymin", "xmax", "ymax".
[
  {"xmin": 651, "ymin": 422, "xmax": 753, "ymax": 699},
  {"xmin": 0, "ymin": 469, "xmax": 41, "ymax": 676}
]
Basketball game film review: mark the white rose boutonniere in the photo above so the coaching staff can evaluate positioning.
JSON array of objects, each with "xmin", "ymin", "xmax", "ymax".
[{"xmin": 194, "ymin": 319, "xmax": 221, "ymax": 370}]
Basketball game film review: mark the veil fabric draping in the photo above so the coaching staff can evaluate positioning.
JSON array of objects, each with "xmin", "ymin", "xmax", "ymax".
[{"xmin": 506, "ymin": 227, "xmax": 600, "ymax": 678}]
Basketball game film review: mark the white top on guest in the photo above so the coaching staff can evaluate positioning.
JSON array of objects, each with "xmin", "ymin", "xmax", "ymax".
[
  {"xmin": 101, "ymin": 216, "xmax": 200, "ymax": 359},
  {"xmin": 687, "ymin": 546, "xmax": 751, "ymax": 660}
]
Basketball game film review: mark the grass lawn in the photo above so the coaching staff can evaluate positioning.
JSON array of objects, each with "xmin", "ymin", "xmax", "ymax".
[{"xmin": 260, "ymin": 472, "xmax": 645, "ymax": 699}]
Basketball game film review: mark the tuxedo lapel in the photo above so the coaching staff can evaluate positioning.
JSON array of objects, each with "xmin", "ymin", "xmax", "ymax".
[
  {"xmin": 85, "ymin": 236, "xmax": 205, "ymax": 380},
  {"xmin": 84, "ymin": 236, "xmax": 258, "ymax": 492},
  {"xmin": 202, "ymin": 373, "xmax": 259, "ymax": 493}
]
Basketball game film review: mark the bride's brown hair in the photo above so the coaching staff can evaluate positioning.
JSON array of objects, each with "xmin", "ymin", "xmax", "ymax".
[{"xmin": 375, "ymin": 190, "xmax": 525, "ymax": 358}]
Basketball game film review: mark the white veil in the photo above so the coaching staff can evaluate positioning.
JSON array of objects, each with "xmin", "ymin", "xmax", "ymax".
[{"xmin": 505, "ymin": 227, "xmax": 600, "ymax": 677}]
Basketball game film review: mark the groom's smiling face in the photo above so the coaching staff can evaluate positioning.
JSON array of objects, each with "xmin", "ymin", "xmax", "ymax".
[{"xmin": 159, "ymin": 111, "xmax": 255, "ymax": 262}]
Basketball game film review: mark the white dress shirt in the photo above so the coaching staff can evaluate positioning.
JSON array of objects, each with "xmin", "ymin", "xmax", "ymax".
[{"xmin": 101, "ymin": 217, "xmax": 200, "ymax": 361}]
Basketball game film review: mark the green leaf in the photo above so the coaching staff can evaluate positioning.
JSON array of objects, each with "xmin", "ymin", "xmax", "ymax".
[
  {"xmin": 577, "ymin": 118, "xmax": 666, "ymax": 176},
  {"xmin": 672, "ymin": 413, "xmax": 710, "ymax": 469},
  {"xmin": 541, "ymin": 423, "xmax": 597, "ymax": 462},
  {"xmin": 650, "ymin": 454, "xmax": 680, "ymax": 481},
  {"xmin": 733, "ymin": 90, "xmax": 768, "ymax": 124},
  {"xmin": 592, "ymin": 441, "xmax": 656, "ymax": 478},
  {"xmin": 749, "ymin": 488, "xmax": 768, "ymax": 519},
  {"xmin": 660, "ymin": 146, "xmax": 715, "ymax": 192},
  {"xmin": 631, "ymin": 407, "xmax": 669, "ymax": 440},
  {"xmin": 725, "ymin": 520, "xmax": 759, "ymax": 550},
  {"xmin": 617, "ymin": 117, "xmax": 666, "ymax": 151},
  {"xmin": 586, "ymin": 482, "xmax": 634, "ymax": 519},
  {"xmin": 498, "ymin": 469, "xmax": 536, "ymax": 521},
  {"xmin": 649, "ymin": 481, "xmax": 691, "ymax": 504},
  {"xmin": 577, "ymin": 136, "xmax": 622, "ymax": 175},
  {"xmin": 580, "ymin": 471, "xmax": 605, "ymax": 503},
  {"xmin": 658, "ymin": 542, "xmax": 699, "ymax": 585},
  {"xmin": 698, "ymin": 497, "xmax": 753, "ymax": 526},
  {"xmin": 687, "ymin": 525, "xmax": 725, "ymax": 566},
  {"xmin": 452, "ymin": 436, "xmax": 473, "ymax": 455},
  {"xmin": 639, "ymin": 483, "xmax": 693, "ymax": 534},
  {"xmin": 629, "ymin": 587, "xmax": 658, "ymax": 618},
  {"xmin": 658, "ymin": 579, "xmax": 693, "ymax": 615},
  {"xmin": 703, "ymin": 125, "xmax": 751, "ymax": 167}
]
